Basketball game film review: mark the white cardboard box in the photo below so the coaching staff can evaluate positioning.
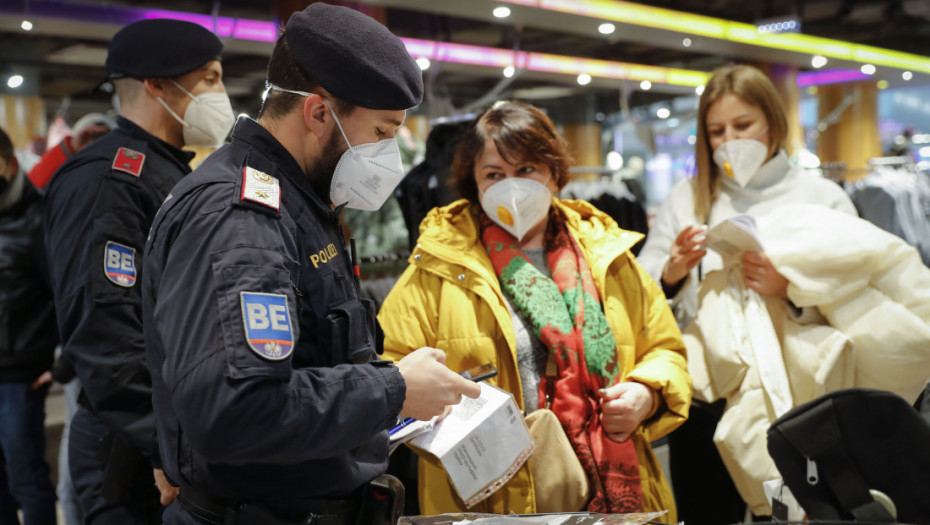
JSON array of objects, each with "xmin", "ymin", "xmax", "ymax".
[{"xmin": 410, "ymin": 382, "xmax": 535, "ymax": 507}]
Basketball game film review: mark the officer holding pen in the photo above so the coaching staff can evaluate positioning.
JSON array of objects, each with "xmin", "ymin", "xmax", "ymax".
[
  {"xmin": 44, "ymin": 19, "xmax": 234, "ymax": 524},
  {"xmin": 141, "ymin": 4, "xmax": 481, "ymax": 524}
]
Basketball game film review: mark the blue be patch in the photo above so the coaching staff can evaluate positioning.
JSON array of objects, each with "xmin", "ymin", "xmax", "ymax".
[
  {"xmin": 103, "ymin": 241, "xmax": 137, "ymax": 287},
  {"xmin": 240, "ymin": 292, "xmax": 294, "ymax": 361}
]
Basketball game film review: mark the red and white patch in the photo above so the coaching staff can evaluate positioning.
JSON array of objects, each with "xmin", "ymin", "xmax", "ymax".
[
  {"xmin": 111, "ymin": 147, "xmax": 145, "ymax": 177},
  {"xmin": 241, "ymin": 166, "xmax": 280, "ymax": 211}
]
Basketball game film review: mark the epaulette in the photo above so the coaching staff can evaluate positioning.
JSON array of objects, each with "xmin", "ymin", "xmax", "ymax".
[
  {"xmin": 111, "ymin": 147, "xmax": 146, "ymax": 177},
  {"xmin": 240, "ymin": 166, "xmax": 280, "ymax": 212}
]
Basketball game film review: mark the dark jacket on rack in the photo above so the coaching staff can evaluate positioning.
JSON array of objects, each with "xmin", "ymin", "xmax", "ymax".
[
  {"xmin": 396, "ymin": 120, "xmax": 471, "ymax": 249},
  {"xmin": 0, "ymin": 173, "xmax": 58, "ymax": 383}
]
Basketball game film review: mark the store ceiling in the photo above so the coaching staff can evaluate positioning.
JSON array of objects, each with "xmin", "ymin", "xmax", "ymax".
[{"xmin": 1, "ymin": 0, "xmax": 929, "ymax": 124}]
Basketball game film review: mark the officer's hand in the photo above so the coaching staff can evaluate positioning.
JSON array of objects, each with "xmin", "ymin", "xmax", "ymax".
[
  {"xmin": 396, "ymin": 347, "xmax": 482, "ymax": 421},
  {"xmin": 153, "ymin": 469, "xmax": 178, "ymax": 507}
]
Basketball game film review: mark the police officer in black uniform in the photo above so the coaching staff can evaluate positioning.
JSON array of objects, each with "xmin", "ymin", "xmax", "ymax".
[
  {"xmin": 142, "ymin": 4, "xmax": 482, "ymax": 524},
  {"xmin": 44, "ymin": 19, "xmax": 234, "ymax": 524}
]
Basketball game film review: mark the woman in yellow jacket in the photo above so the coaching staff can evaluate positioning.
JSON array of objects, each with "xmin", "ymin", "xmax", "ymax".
[{"xmin": 378, "ymin": 100, "xmax": 691, "ymax": 520}]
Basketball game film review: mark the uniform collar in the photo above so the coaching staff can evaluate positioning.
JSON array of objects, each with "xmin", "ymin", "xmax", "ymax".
[
  {"xmin": 116, "ymin": 116, "xmax": 196, "ymax": 167},
  {"xmin": 231, "ymin": 117, "xmax": 339, "ymax": 219}
]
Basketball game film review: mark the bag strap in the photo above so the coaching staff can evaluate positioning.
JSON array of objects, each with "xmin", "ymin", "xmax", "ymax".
[{"xmin": 776, "ymin": 395, "xmax": 895, "ymax": 522}]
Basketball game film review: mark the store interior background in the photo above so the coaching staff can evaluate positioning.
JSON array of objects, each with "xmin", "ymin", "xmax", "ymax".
[
  {"xmin": 1, "ymin": 0, "xmax": 930, "ymax": 215},
  {"xmin": 2, "ymin": 0, "xmax": 930, "ymax": 516}
]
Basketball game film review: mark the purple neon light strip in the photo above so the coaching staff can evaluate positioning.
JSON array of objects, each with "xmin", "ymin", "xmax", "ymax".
[
  {"xmin": 139, "ymin": 9, "xmax": 279, "ymax": 42},
  {"xmin": 797, "ymin": 69, "xmax": 871, "ymax": 87},
  {"xmin": 4, "ymin": 3, "xmax": 701, "ymax": 85}
]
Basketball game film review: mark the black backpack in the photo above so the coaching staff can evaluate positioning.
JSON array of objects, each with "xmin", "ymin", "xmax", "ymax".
[{"xmin": 767, "ymin": 388, "xmax": 930, "ymax": 524}]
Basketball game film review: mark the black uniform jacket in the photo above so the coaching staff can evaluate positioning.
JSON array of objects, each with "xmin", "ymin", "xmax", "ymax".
[
  {"xmin": 142, "ymin": 117, "xmax": 405, "ymax": 502},
  {"xmin": 44, "ymin": 116, "xmax": 194, "ymax": 462}
]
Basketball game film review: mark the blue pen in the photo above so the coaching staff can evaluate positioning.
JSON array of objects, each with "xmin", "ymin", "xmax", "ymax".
[{"xmin": 389, "ymin": 417, "xmax": 416, "ymax": 436}]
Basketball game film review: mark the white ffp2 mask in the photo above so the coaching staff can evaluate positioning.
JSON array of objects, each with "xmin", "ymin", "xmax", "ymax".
[
  {"xmin": 158, "ymin": 80, "xmax": 235, "ymax": 147},
  {"xmin": 479, "ymin": 177, "xmax": 552, "ymax": 241},
  {"xmin": 325, "ymin": 101, "xmax": 406, "ymax": 211},
  {"xmin": 712, "ymin": 126, "xmax": 769, "ymax": 187}
]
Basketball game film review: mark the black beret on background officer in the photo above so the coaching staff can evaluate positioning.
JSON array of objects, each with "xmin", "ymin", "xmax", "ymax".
[
  {"xmin": 43, "ymin": 18, "xmax": 234, "ymax": 525},
  {"xmin": 142, "ymin": 4, "xmax": 481, "ymax": 524}
]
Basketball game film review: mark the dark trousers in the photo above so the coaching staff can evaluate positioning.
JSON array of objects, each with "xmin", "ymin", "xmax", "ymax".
[
  {"xmin": 0, "ymin": 381, "xmax": 56, "ymax": 525},
  {"xmin": 668, "ymin": 399, "xmax": 746, "ymax": 525},
  {"xmin": 69, "ymin": 406, "xmax": 162, "ymax": 524},
  {"xmin": 163, "ymin": 502, "xmax": 201, "ymax": 525}
]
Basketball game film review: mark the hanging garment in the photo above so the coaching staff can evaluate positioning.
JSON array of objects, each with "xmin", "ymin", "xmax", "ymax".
[{"xmin": 848, "ymin": 167, "xmax": 930, "ymax": 267}]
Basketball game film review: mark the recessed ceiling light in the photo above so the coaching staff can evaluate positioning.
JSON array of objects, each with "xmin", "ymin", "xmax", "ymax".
[
  {"xmin": 656, "ymin": 107, "xmax": 670, "ymax": 119},
  {"xmin": 682, "ymin": 38, "xmax": 692, "ymax": 47},
  {"xmin": 503, "ymin": 65, "xmax": 515, "ymax": 78},
  {"xmin": 7, "ymin": 75, "xmax": 24, "ymax": 88},
  {"xmin": 598, "ymin": 23, "xmax": 615, "ymax": 35},
  {"xmin": 861, "ymin": 64, "xmax": 876, "ymax": 75},
  {"xmin": 695, "ymin": 85, "xmax": 705, "ymax": 95},
  {"xmin": 415, "ymin": 57, "xmax": 431, "ymax": 71},
  {"xmin": 811, "ymin": 55, "xmax": 827, "ymax": 69},
  {"xmin": 577, "ymin": 73, "xmax": 592, "ymax": 85},
  {"xmin": 21, "ymin": 20, "xmax": 33, "ymax": 31},
  {"xmin": 640, "ymin": 80, "xmax": 652, "ymax": 90},
  {"xmin": 492, "ymin": 6, "xmax": 511, "ymax": 18},
  {"xmin": 903, "ymin": 71, "xmax": 913, "ymax": 81}
]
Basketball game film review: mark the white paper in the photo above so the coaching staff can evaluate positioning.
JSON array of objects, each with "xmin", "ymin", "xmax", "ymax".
[
  {"xmin": 705, "ymin": 214, "xmax": 764, "ymax": 261},
  {"xmin": 410, "ymin": 383, "xmax": 535, "ymax": 507},
  {"xmin": 763, "ymin": 478, "xmax": 805, "ymax": 521},
  {"xmin": 389, "ymin": 418, "xmax": 436, "ymax": 455}
]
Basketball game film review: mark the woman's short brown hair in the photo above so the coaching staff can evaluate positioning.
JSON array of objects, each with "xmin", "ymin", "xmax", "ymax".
[
  {"xmin": 450, "ymin": 100, "xmax": 572, "ymax": 204},
  {"xmin": 693, "ymin": 64, "xmax": 788, "ymax": 222}
]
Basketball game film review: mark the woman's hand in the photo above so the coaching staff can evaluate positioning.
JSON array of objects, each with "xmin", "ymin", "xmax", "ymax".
[
  {"xmin": 741, "ymin": 251, "xmax": 788, "ymax": 299},
  {"xmin": 598, "ymin": 382, "xmax": 655, "ymax": 443},
  {"xmin": 662, "ymin": 225, "xmax": 707, "ymax": 287}
]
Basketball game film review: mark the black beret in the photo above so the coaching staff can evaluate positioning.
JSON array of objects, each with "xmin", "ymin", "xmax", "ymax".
[
  {"xmin": 285, "ymin": 3, "xmax": 423, "ymax": 110},
  {"xmin": 106, "ymin": 19, "xmax": 223, "ymax": 79}
]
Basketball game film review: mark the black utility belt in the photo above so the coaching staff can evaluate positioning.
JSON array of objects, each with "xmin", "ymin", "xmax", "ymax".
[{"xmin": 179, "ymin": 474, "xmax": 404, "ymax": 525}]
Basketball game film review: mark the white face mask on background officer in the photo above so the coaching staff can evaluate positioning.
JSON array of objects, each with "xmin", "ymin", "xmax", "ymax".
[
  {"xmin": 474, "ymin": 138, "xmax": 558, "ymax": 241},
  {"xmin": 706, "ymin": 92, "xmax": 772, "ymax": 187},
  {"xmin": 156, "ymin": 61, "xmax": 235, "ymax": 147}
]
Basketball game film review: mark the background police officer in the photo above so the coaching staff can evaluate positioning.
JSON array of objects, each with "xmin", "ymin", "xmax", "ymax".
[
  {"xmin": 44, "ymin": 19, "xmax": 234, "ymax": 524},
  {"xmin": 142, "ymin": 4, "xmax": 481, "ymax": 524}
]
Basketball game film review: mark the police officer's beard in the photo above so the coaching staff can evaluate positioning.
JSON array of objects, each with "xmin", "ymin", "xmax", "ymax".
[{"xmin": 306, "ymin": 129, "xmax": 346, "ymax": 201}]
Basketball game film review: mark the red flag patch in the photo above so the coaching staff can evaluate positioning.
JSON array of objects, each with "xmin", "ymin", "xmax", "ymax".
[{"xmin": 111, "ymin": 147, "xmax": 145, "ymax": 177}]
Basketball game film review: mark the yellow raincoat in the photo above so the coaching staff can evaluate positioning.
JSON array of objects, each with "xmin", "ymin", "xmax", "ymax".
[{"xmin": 379, "ymin": 198, "xmax": 691, "ymax": 520}]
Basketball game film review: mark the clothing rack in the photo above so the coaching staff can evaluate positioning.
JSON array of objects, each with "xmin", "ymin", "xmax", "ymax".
[
  {"xmin": 868, "ymin": 155, "xmax": 913, "ymax": 167},
  {"xmin": 359, "ymin": 250, "xmax": 410, "ymax": 265}
]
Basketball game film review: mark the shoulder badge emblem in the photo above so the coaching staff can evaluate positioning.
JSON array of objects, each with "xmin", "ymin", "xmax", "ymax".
[
  {"xmin": 240, "ymin": 292, "xmax": 294, "ymax": 360},
  {"xmin": 111, "ymin": 147, "xmax": 145, "ymax": 177},
  {"xmin": 241, "ymin": 166, "xmax": 280, "ymax": 211},
  {"xmin": 103, "ymin": 241, "xmax": 137, "ymax": 287}
]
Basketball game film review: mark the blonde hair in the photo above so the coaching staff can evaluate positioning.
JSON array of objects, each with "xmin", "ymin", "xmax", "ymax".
[{"xmin": 693, "ymin": 64, "xmax": 788, "ymax": 223}]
